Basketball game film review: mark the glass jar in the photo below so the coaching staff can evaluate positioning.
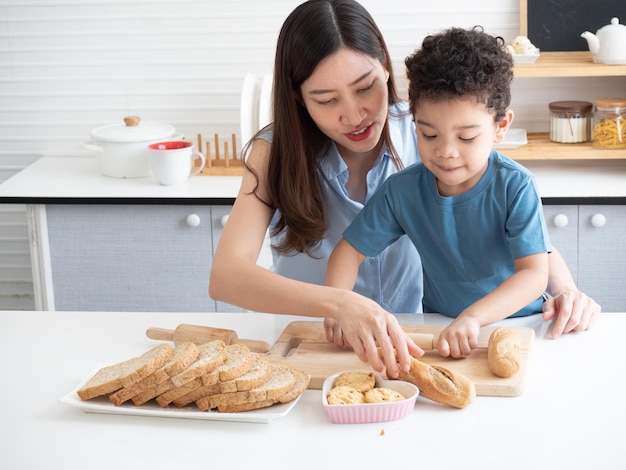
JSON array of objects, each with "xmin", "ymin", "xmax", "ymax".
[
  {"xmin": 548, "ymin": 101, "xmax": 592, "ymax": 143},
  {"xmin": 592, "ymin": 98, "xmax": 626, "ymax": 149}
]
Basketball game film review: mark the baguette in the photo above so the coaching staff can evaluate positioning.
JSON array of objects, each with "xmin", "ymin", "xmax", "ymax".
[
  {"xmin": 396, "ymin": 357, "xmax": 475, "ymax": 409},
  {"xmin": 488, "ymin": 327, "xmax": 521, "ymax": 378},
  {"xmin": 77, "ymin": 343, "xmax": 173, "ymax": 401}
]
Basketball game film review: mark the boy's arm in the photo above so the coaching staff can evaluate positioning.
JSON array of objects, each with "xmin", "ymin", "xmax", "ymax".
[
  {"xmin": 438, "ymin": 252, "xmax": 549, "ymax": 358},
  {"xmin": 543, "ymin": 246, "xmax": 601, "ymax": 337},
  {"xmin": 325, "ymin": 238, "xmax": 367, "ymax": 289}
]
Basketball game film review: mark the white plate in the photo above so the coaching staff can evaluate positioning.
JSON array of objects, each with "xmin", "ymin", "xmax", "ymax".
[
  {"xmin": 494, "ymin": 128, "xmax": 528, "ymax": 149},
  {"xmin": 59, "ymin": 365, "xmax": 302, "ymax": 424},
  {"xmin": 512, "ymin": 53, "xmax": 540, "ymax": 64}
]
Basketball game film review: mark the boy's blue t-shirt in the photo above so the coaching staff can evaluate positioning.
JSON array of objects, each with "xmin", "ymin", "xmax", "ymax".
[{"xmin": 343, "ymin": 150, "xmax": 551, "ymax": 318}]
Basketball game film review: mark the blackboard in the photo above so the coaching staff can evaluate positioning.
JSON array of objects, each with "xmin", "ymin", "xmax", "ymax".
[{"xmin": 520, "ymin": 0, "xmax": 626, "ymax": 51}]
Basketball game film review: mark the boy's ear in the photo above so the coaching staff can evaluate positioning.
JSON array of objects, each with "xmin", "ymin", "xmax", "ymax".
[{"xmin": 494, "ymin": 109, "xmax": 514, "ymax": 143}]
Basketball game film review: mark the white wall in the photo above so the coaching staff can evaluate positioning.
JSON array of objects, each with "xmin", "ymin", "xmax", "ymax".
[{"xmin": 0, "ymin": 0, "xmax": 623, "ymax": 309}]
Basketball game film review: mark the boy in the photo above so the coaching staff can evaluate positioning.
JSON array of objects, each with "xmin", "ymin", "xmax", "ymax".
[{"xmin": 326, "ymin": 26, "xmax": 550, "ymax": 359}]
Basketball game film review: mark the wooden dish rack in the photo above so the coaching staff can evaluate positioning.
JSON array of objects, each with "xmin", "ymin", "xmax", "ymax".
[{"xmin": 195, "ymin": 133, "xmax": 244, "ymax": 176}]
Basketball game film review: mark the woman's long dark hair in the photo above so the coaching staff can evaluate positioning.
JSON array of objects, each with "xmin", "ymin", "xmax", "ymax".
[{"xmin": 249, "ymin": 0, "xmax": 402, "ymax": 255}]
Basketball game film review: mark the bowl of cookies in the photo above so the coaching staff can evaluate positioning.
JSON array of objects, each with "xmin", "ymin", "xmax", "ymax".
[{"xmin": 322, "ymin": 370, "xmax": 419, "ymax": 424}]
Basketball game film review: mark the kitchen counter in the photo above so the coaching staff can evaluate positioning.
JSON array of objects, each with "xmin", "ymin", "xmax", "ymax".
[
  {"xmin": 1, "ymin": 156, "xmax": 626, "ymax": 204},
  {"xmin": 0, "ymin": 156, "xmax": 240, "ymax": 204},
  {"xmin": 1, "ymin": 310, "xmax": 624, "ymax": 470}
]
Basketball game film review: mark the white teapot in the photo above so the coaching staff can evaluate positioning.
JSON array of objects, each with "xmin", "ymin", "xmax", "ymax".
[{"xmin": 581, "ymin": 17, "xmax": 626, "ymax": 65}]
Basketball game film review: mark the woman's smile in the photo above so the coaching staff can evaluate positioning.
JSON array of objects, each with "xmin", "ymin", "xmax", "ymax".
[{"xmin": 345, "ymin": 124, "xmax": 373, "ymax": 142}]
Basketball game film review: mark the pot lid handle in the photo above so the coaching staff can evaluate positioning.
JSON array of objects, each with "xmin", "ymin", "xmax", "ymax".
[{"xmin": 123, "ymin": 116, "xmax": 141, "ymax": 127}]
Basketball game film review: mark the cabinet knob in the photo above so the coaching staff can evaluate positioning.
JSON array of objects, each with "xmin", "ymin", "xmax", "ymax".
[
  {"xmin": 220, "ymin": 215, "xmax": 229, "ymax": 227},
  {"xmin": 553, "ymin": 214, "xmax": 569, "ymax": 228},
  {"xmin": 590, "ymin": 213, "xmax": 606, "ymax": 228},
  {"xmin": 186, "ymin": 213, "xmax": 201, "ymax": 227}
]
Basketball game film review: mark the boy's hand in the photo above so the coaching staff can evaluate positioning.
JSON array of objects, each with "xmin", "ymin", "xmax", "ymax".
[
  {"xmin": 543, "ymin": 290, "xmax": 600, "ymax": 338},
  {"xmin": 437, "ymin": 316, "xmax": 481, "ymax": 358}
]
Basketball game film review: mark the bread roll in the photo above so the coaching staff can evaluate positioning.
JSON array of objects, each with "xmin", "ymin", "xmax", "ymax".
[
  {"xmin": 396, "ymin": 358, "xmax": 475, "ymax": 409},
  {"xmin": 487, "ymin": 327, "xmax": 521, "ymax": 378}
]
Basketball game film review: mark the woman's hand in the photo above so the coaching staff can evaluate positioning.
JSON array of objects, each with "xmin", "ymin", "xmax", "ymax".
[
  {"xmin": 323, "ymin": 292, "xmax": 423, "ymax": 378},
  {"xmin": 542, "ymin": 289, "xmax": 601, "ymax": 338}
]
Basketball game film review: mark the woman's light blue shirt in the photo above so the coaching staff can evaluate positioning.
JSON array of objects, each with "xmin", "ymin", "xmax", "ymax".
[{"xmin": 263, "ymin": 102, "xmax": 424, "ymax": 313}]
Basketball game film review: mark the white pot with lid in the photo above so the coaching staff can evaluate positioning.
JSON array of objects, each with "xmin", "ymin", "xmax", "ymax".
[{"xmin": 82, "ymin": 116, "xmax": 183, "ymax": 178}]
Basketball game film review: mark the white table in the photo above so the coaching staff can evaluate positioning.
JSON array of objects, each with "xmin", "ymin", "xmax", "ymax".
[{"xmin": 1, "ymin": 311, "xmax": 624, "ymax": 470}]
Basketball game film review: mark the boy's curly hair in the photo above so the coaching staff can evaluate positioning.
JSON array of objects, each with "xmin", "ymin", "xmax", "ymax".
[{"xmin": 405, "ymin": 26, "xmax": 513, "ymax": 122}]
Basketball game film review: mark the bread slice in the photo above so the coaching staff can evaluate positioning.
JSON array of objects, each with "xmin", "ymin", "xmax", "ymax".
[
  {"xmin": 108, "ymin": 342, "xmax": 199, "ymax": 406},
  {"xmin": 214, "ymin": 367, "xmax": 309, "ymax": 413},
  {"xmin": 170, "ymin": 339, "xmax": 226, "ymax": 387},
  {"xmin": 220, "ymin": 367, "xmax": 310, "ymax": 412},
  {"xmin": 154, "ymin": 340, "xmax": 227, "ymax": 407},
  {"xmin": 171, "ymin": 350, "xmax": 267, "ymax": 408},
  {"xmin": 218, "ymin": 352, "xmax": 270, "ymax": 393},
  {"xmin": 201, "ymin": 343, "xmax": 253, "ymax": 387},
  {"xmin": 156, "ymin": 377, "xmax": 204, "ymax": 407},
  {"xmin": 76, "ymin": 343, "xmax": 174, "ymax": 401},
  {"xmin": 131, "ymin": 340, "xmax": 225, "ymax": 406},
  {"xmin": 277, "ymin": 367, "xmax": 310, "ymax": 404},
  {"xmin": 196, "ymin": 362, "xmax": 296, "ymax": 411}
]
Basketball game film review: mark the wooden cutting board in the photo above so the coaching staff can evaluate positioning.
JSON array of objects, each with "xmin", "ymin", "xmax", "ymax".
[{"xmin": 265, "ymin": 321, "xmax": 535, "ymax": 397}]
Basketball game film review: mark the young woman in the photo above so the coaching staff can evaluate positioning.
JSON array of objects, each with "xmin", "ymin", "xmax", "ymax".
[{"xmin": 209, "ymin": 0, "xmax": 600, "ymax": 376}]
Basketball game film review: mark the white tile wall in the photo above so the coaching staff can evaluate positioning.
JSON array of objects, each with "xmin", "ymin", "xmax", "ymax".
[{"xmin": 0, "ymin": 0, "xmax": 623, "ymax": 309}]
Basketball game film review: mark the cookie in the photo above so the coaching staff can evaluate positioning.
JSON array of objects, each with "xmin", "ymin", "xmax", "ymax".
[
  {"xmin": 327, "ymin": 386, "xmax": 366, "ymax": 405},
  {"xmin": 334, "ymin": 371, "xmax": 376, "ymax": 393},
  {"xmin": 364, "ymin": 387, "xmax": 406, "ymax": 403}
]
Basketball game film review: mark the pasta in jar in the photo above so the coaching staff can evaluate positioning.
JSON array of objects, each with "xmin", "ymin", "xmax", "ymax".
[{"xmin": 592, "ymin": 98, "xmax": 626, "ymax": 149}]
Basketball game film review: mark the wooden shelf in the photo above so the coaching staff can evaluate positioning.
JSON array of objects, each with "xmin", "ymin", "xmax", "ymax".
[
  {"xmin": 513, "ymin": 51, "xmax": 626, "ymax": 78},
  {"xmin": 506, "ymin": 133, "xmax": 626, "ymax": 160}
]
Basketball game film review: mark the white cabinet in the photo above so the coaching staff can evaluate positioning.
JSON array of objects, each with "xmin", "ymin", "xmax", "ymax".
[
  {"xmin": 578, "ymin": 205, "xmax": 626, "ymax": 311},
  {"xmin": 41, "ymin": 204, "xmax": 243, "ymax": 312},
  {"xmin": 544, "ymin": 204, "xmax": 626, "ymax": 311}
]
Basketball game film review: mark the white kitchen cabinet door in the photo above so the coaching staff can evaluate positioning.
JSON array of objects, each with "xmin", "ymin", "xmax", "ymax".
[
  {"xmin": 543, "ymin": 205, "xmax": 579, "ymax": 284},
  {"xmin": 578, "ymin": 205, "xmax": 626, "ymax": 312},
  {"xmin": 45, "ymin": 204, "xmax": 223, "ymax": 312},
  {"xmin": 210, "ymin": 205, "xmax": 245, "ymax": 313}
]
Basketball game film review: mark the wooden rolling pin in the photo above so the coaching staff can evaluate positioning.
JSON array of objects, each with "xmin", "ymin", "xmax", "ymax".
[
  {"xmin": 407, "ymin": 329, "xmax": 495, "ymax": 350},
  {"xmin": 146, "ymin": 324, "xmax": 270, "ymax": 353}
]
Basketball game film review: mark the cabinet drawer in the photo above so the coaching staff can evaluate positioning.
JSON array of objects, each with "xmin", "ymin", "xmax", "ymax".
[
  {"xmin": 578, "ymin": 205, "xmax": 626, "ymax": 312},
  {"xmin": 543, "ymin": 205, "xmax": 578, "ymax": 283},
  {"xmin": 46, "ymin": 204, "xmax": 220, "ymax": 312}
]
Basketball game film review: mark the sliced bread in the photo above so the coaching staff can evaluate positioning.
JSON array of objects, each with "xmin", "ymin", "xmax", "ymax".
[
  {"xmin": 155, "ymin": 377, "xmax": 204, "ymax": 407},
  {"xmin": 170, "ymin": 339, "xmax": 226, "ymax": 387},
  {"xmin": 130, "ymin": 340, "xmax": 225, "ymax": 406},
  {"xmin": 76, "ymin": 343, "xmax": 174, "ymax": 401},
  {"xmin": 201, "ymin": 343, "xmax": 253, "ymax": 387},
  {"xmin": 108, "ymin": 341, "xmax": 199, "ymax": 406},
  {"xmin": 171, "ymin": 344, "xmax": 257, "ymax": 408},
  {"xmin": 277, "ymin": 367, "xmax": 310, "ymax": 404},
  {"xmin": 218, "ymin": 352, "xmax": 270, "ymax": 393},
  {"xmin": 172, "ymin": 350, "xmax": 268, "ymax": 408},
  {"xmin": 216, "ymin": 367, "xmax": 310, "ymax": 413},
  {"xmin": 196, "ymin": 362, "xmax": 296, "ymax": 411}
]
